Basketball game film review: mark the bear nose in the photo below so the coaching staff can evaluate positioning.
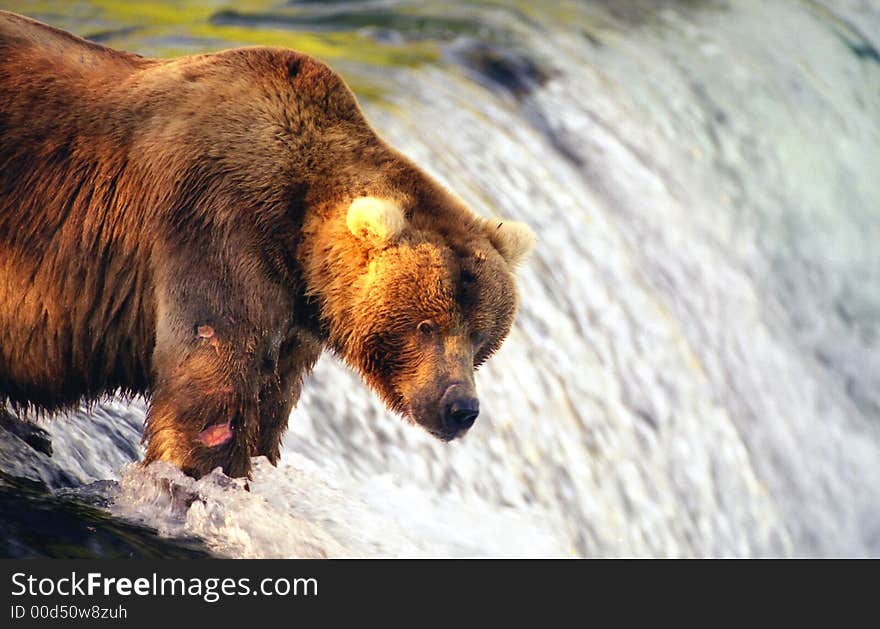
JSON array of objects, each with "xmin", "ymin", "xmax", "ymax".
[{"xmin": 446, "ymin": 396, "xmax": 480, "ymax": 434}]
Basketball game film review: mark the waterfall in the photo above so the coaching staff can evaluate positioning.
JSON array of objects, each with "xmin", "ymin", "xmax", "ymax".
[{"xmin": 3, "ymin": 0, "xmax": 878, "ymax": 557}]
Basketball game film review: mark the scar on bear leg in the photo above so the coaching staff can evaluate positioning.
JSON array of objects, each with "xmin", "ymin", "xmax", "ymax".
[
  {"xmin": 196, "ymin": 420, "xmax": 233, "ymax": 447},
  {"xmin": 196, "ymin": 324, "xmax": 221, "ymax": 354}
]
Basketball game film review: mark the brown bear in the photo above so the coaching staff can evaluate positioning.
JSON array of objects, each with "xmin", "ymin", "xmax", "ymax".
[{"xmin": 0, "ymin": 11, "xmax": 535, "ymax": 478}]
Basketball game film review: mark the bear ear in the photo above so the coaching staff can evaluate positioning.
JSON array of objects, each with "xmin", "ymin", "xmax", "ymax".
[
  {"xmin": 347, "ymin": 197, "xmax": 406, "ymax": 247},
  {"xmin": 485, "ymin": 219, "xmax": 536, "ymax": 267}
]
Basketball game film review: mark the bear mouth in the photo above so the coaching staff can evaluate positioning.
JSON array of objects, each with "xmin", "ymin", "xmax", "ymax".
[
  {"xmin": 427, "ymin": 428, "xmax": 460, "ymax": 442},
  {"xmin": 405, "ymin": 402, "xmax": 460, "ymax": 442}
]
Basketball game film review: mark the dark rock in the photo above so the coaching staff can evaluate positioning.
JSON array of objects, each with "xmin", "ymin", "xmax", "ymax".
[{"xmin": 447, "ymin": 40, "xmax": 552, "ymax": 99}]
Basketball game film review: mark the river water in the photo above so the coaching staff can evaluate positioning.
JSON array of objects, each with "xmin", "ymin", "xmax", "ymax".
[{"xmin": 1, "ymin": 0, "xmax": 878, "ymax": 557}]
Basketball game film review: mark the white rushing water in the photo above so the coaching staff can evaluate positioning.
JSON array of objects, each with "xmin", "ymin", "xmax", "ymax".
[{"xmin": 15, "ymin": 0, "xmax": 880, "ymax": 557}]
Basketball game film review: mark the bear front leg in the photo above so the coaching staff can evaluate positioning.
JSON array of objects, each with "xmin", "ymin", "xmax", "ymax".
[
  {"xmin": 144, "ymin": 313, "xmax": 265, "ymax": 479},
  {"xmin": 255, "ymin": 333, "xmax": 321, "ymax": 464}
]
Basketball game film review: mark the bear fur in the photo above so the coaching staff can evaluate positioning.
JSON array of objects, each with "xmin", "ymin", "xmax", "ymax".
[{"xmin": 0, "ymin": 11, "xmax": 535, "ymax": 478}]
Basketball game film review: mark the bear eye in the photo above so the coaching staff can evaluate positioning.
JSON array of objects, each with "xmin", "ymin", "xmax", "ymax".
[
  {"xmin": 470, "ymin": 330, "xmax": 486, "ymax": 347},
  {"xmin": 417, "ymin": 319, "xmax": 437, "ymax": 336}
]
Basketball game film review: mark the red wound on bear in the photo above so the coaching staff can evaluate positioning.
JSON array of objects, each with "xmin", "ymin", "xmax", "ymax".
[
  {"xmin": 196, "ymin": 421, "xmax": 233, "ymax": 447},
  {"xmin": 197, "ymin": 325, "xmax": 221, "ymax": 354}
]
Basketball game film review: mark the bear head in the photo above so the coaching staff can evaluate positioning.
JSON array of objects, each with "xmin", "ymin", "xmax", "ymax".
[{"xmin": 326, "ymin": 194, "xmax": 535, "ymax": 441}]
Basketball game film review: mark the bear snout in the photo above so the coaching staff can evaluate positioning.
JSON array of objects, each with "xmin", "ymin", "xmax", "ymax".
[{"xmin": 440, "ymin": 383, "xmax": 480, "ymax": 440}]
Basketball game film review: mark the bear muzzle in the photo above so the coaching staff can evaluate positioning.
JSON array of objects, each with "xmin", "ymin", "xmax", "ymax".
[{"xmin": 438, "ymin": 382, "xmax": 480, "ymax": 441}]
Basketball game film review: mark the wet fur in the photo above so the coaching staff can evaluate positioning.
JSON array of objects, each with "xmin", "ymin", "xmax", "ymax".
[{"xmin": 0, "ymin": 11, "xmax": 531, "ymax": 477}]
